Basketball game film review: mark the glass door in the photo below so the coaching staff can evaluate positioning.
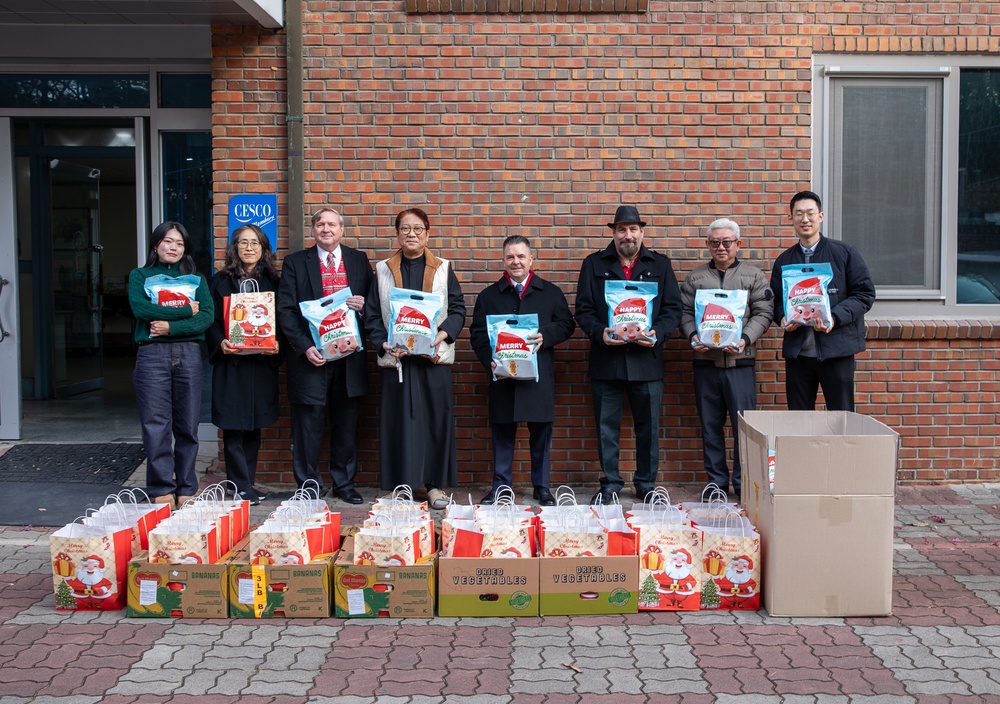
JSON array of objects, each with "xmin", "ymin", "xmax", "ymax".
[{"xmin": 48, "ymin": 158, "xmax": 104, "ymax": 396}]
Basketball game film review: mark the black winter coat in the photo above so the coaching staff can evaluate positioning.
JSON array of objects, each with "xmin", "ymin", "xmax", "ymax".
[
  {"xmin": 574, "ymin": 242, "xmax": 683, "ymax": 382},
  {"xmin": 770, "ymin": 235, "xmax": 875, "ymax": 361},
  {"xmin": 469, "ymin": 273, "xmax": 576, "ymax": 424},
  {"xmin": 277, "ymin": 244, "xmax": 374, "ymax": 403},
  {"xmin": 207, "ymin": 270, "xmax": 282, "ymax": 430}
]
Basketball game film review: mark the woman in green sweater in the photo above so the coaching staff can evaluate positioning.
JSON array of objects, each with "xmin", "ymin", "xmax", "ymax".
[{"xmin": 128, "ymin": 222, "xmax": 214, "ymax": 509}]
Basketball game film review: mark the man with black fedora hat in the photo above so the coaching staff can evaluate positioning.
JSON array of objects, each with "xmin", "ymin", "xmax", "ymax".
[{"xmin": 575, "ymin": 205, "xmax": 683, "ymax": 505}]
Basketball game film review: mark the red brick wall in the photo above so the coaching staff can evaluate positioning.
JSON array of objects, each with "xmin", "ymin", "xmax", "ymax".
[{"xmin": 210, "ymin": 2, "xmax": 1000, "ymax": 490}]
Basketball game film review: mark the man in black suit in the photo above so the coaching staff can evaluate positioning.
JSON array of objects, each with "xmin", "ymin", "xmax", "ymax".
[
  {"xmin": 277, "ymin": 207, "xmax": 373, "ymax": 504},
  {"xmin": 575, "ymin": 205, "xmax": 683, "ymax": 505},
  {"xmin": 469, "ymin": 235, "xmax": 576, "ymax": 506}
]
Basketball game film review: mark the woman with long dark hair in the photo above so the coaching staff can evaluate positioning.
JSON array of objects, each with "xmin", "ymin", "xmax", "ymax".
[
  {"xmin": 128, "ymin": 221, "xmax": 214, "ymax": 509},
  {"xmin": 207, "ymin": 224, "xmax": 281, "ymax": 505}
]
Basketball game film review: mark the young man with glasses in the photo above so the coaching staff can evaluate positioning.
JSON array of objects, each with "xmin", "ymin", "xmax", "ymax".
[
  {"xmin": 277, "ymin": 207, "xmax": 374, "ymax": 503},
  {"xmin": 769, "ymin": 191, "xmax": 875, "ymax": 411},
  {"xmin": 679, "ymin": 218, "xmax": 773, "ymax": 500}
]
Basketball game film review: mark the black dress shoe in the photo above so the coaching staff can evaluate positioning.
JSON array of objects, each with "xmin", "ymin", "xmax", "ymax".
[
  {"xmin": 590, "ymin": 488, "xmax": 616, "ymax": 506},
  {"xmin": 533, "ymin": 487, "xmax": 555, "ymax": 506},
  {"xmin": 479, "ymin": 489, "xmax": 498, "ymax": 505},
  {"xmin": 335, "ymin": 488, "xmax": 364, "ymax": 504},
  {"xmin": 635, "ymin": 486, "xmax": 656, "ymax": 502}
]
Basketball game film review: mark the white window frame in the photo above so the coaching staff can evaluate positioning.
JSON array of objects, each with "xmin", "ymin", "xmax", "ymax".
[{"xmin": 813, "ymin": 54, "xmax": 1000, "ymax": 318}]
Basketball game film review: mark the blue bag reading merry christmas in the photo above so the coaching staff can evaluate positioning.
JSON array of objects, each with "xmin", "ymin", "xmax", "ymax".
[
  {"xmin": 298, "ymin": 287, "xmax": 363, "ymax": 361},
  {"xmin": 781, "ymin": 263, "xmax": 833, "ymax": 328},
  {"xmin": 143, "ymin": 274, "xmax": 201, "ymax": 308},
  {"xmin": 605, "ymin": 280, "xmax": 658, "ymax": 342},
  {"xmin": 487, "ymin": 314, "xmax": 539, "ymax": 382},
  {"xmin": 389, "ymin": 288, "xmax": 443, "ymax": 358},
  {"xmin": 694, "ymin": 289, "xmax": 747, "ymax": 349}
]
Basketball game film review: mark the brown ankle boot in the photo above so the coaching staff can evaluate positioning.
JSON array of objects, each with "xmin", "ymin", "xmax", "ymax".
[{"xmin": 153, "ymin": 494, "xmax": 176, "ymax": 511}]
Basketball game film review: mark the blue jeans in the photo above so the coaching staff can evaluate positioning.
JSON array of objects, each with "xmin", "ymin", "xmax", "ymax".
[
  {"xmin": 134, "ymin": 342, "xmax": 203, "ymax": 498},
  {"xmin": 591, "ymin": 378, "xmax": 663, "ymax": 495}
]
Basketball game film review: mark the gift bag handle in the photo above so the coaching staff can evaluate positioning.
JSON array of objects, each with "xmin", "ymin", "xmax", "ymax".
[{"xmin": 239, "ymin": 277, "xmax": 260, "ymax": 294}]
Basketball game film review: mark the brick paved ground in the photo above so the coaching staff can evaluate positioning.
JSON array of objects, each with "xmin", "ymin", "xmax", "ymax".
[{"xmin": 2, "ymin": 455, "xmax": 999, "ymax": 703}]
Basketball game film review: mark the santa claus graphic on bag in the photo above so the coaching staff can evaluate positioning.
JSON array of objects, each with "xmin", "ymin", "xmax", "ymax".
[
  {"xmin": 64, "ymin": 555, "xmax": 114, "ymax": 601},
  {"xmin": 240, "ymin": 303, "xmax": 273, "ymax": 345},
  {"xmin": 713, "ymin": 554, "xmax": 758, "ymax": 603},
  {"xmin": 654, "ymin": 548, "xmax": 697, "ymax": 595}
]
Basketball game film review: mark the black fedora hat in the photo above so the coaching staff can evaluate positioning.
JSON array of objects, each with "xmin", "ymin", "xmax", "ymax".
[{"xmin": 607, "ymin": 205, "xmax": 647, "ymax": 229}]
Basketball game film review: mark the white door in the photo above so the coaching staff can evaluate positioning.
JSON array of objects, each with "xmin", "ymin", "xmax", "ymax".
[{"xmin": 0, "ymin": 117, "xmax": 22, "ymax": 439}]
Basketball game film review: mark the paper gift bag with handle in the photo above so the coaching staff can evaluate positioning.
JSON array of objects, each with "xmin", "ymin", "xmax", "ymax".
[
  {"xmin": 697, "ymin": 510, "xmax": 761, "ymax": 611},
  {"xmin": 353, "ymin": 524, "xmax": 420, "ymax": 566},
  {"xmin": 224, "ymin": 278, "xmax": 277, "ymax": 353},
  {"xmin": 441, "ymin": 517, "xmax": 484, "ymax": 558},
  {"xmin": 147, "ymin": 518, "xmax": 222, "ymax": 564},
  {"xmin": 50, "ymin": 518, "xmax": 132, "ymax": 611},
  {"xmin": 539, "ymin": 510, "xmax": 608, "ymax": 557},
  {"xmin": 628, "ymin": 492, "xmax": 703, "ymax": 611},
  {"xmin": 92, "ymin": 489, "xmax": 169, "ymax": 552}
]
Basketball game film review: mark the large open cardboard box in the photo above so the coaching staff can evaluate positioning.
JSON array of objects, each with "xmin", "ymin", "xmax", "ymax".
[{"xmin": 739, "ymin": 411, "xmax": 899, "ymax": 617}]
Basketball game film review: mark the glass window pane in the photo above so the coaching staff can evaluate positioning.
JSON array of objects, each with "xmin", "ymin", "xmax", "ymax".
[
  {"xmin": 0, "ymin": 74, "xmax": 149, "ymax": 109},
  {"xmin": 831, "ymin": 78, "xmax": 941, "ymax": 291},
  {"xmin": 161, "ymin": 131, "xmax": 213, "ymax": 276},
  {"xmin": 158, "ymin": 73, "xmax": 211, "ymax": 109},
  {"xmin": 957, "ymin": 69, "xmax": 1000, "ymax": 304},
  {"xmin": 44, "ymin": 125, "xmax": 135, "ymax": 148}
]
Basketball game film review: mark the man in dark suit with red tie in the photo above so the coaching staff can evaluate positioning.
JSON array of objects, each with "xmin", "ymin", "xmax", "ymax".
[
  {"xmin": 277, "ymin": 207, "xmax": 373, "ymax": 503},
  {"xmin": 469, "ymin": 235, "xmax": 576, "ymax": 506}
]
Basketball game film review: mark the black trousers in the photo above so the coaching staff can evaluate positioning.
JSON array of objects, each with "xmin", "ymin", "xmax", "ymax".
[
  {"xmin": 490, "ymin": 421, "xmax": 553, "ymax": 491},
  {"xmin": 693, "ymin": 364, "xmax": 756, "ymax": 494},
  {"xmin": 785, "ymin": 355, "xmax": 856, "ymax": 411},
  {"xmin": 290, "ymin": 360, "xmax": 360, "ymax": 492},
  {"xmin": 222, "ymin": 428, "xmax": 261, "ymax": 496}
]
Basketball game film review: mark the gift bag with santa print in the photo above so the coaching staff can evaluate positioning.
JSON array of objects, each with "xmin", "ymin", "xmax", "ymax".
[
  {"xmin": 143, "ymin": 273, "xmax": 201, "ymax": 309},
  {"xmin": 389, "ymin": 288, "xmax": 443, "ymax": 358},
  {"xmin": 147, "ymin": 517, "xmax": 222, "ymax": 564},
  {"xmin": 224, "ymin": 278, "xmax": 277, "ymax": 353},
  {"xmin": 629, "ymin": 499, "xmax": 703, "ymax": 611},
  {"xmin": 91, "ymin": 489, "xmax": 170, "ymax": 552},
  {"xmin": 698, "ymin": 510, "xmax": 761, "ymax": 611},
  {"xmin": 353, "ymin": 527, "xmax": 420, "ymax": 566},
  {"xmin": 694, "ymin": 289, "xmax": 747, "ymax": 350},
  {"xmin": 244, "ymin": 515, "xmax": 319, "ymax": 566},
  {"xmin": 539, "ymin": 510, "xmax": 608, "ymax": 558},
  {"xmin": 782, "ymin": 262, "xmax": 833, "ymax": 328},
  {"xmin": 440, "ymin": 516, "xmax": 484, "ymax": 558},
  {"xmin": 605, "ymin": 280, "xmax": 658, "ymax": 343},
  {"xmin": 50, "ymin": 518, "xmax": 132, "ymax": 611},
  {"xmin": 299, "ymin": 287, "xmax": 363, "ymax": 361},
  {"xmin": 487, "ymin": 313, "xmax": 539, "ymax": 381}
]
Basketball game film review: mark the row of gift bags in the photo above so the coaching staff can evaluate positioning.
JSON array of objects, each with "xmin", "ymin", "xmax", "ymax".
[
  {"xmin": 244, "ymin": 483, "xmax": 341, "ymax": 564},
  {"xmin": 352, "ymin": 486, "xmax": 436, "ymax": 565},
  {"xmin": 631, "ymin": 487, "xmax": 761, "ymax": 611},
  {"xmin": 49, "ymin": 484, "xmax": 251, "ymax": 611}
]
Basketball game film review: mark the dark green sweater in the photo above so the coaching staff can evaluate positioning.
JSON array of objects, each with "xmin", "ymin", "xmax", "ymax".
[{"xmin": 128, "ymin": 261, "xmax": 214, "ymax": 345}]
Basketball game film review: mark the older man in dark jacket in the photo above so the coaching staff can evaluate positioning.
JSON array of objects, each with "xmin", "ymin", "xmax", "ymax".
[
  {"xmin": 680, "ymin": 218, "xmax": 773, "ymax": 499},
  {"xmin": 575, "ymin": 205, "xmax": 683, "ymax": 504},
  {"xmin": 770, "ymin": 191, "xmax": 875, "ymax": 411},
  {"xmin": 277, "ymin": 207, "xmax": 373, "ymax": 503},
  {"xmin": 470, "ymin": 235, "xmax": 576, "ymax": 506}
]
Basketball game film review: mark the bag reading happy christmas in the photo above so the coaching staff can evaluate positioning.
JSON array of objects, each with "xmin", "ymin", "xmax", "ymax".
[
  {"xmin": 143, "ymin": 274, "xmax": 201, "ymax": 309},
  {"xmin": 299, "ymin": 287, "xmax": 363, "ymax": 361},
  {"xmin": 224, "ymin": 278, "xmax": 277, "ymax": 353},
  {"xmin": 782, "ymin": 262, "xmax": 833, "ymax": 328},
  {"xmin": 487, "ymin": 313, "xmax": 539, "ymax": 381},
  {"xmin": 694, "ymin": 289, "xmax": 747, "ymax": 349},
  {"xmin": 389, "ymin": 288, "xmax": 443, "ymax": 358},
  {"xmin": 605, "ymin": 280, "xmax": 657, "ymax": 342}
]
